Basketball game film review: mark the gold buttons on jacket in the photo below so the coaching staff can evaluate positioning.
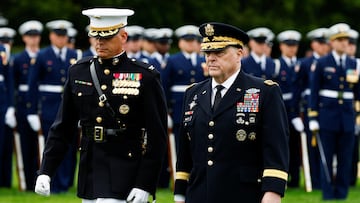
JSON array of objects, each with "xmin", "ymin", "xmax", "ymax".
[
  {"xmin": 338, "ymin": 99, "xmax": 343, "ymax": 104},
  {"xmin": 128, "ymin": 152, "xmax": 132, "ymax": 158},
  {"xmin": 208, "ymin": 160, "xmax": 214, "ymax": 166},
  {"xmin": 340, "ymin": 77, "xmax": 344, "ymax": 81},
  {"xmin": 77, "ymin": 92, "xmax": 82, "ymax": 96},
  {"xmin": 339, "ymin": 84, "xmax": 344, "ymax": 89},
  {"xmin": 209, "ymin": 121, "xmax": 214, "ymax": 126},
  {"xmin": 208, "ymin": 147, "xmax": 214, "ymax": 153},
  {"xmin": 98, "ymin": 102, "xmax": 104, "ymax": 107},
  {"xmin": 104, "ymin": 69, "xmax": 110, "ymax": 75},
  {"xmin": 101, "ymin": 85, "xmax": 107, "ymax": 90},
  {"xmin": 96, "ymin": 117, "xmax": 102, "ymax": 123},
  {"xmin": 208, "ymin": 134, "xmax": 214, "ymax": 139}
]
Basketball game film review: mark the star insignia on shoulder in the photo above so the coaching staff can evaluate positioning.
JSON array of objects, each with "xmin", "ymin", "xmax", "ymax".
[
  {"xmin": 148, "ymin": 65, "xmax": 155, "ymax": 70},
  {"xmin": 264, "ymin": 80, "xmax": 278, "ymax": 86}
]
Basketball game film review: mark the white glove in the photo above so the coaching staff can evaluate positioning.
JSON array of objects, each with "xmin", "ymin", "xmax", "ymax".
[
  {"xmin": 34, "ymin": 174, "xmax": 51, "ymax": 196},
  {"xmin": 5, "ymin": 107, "xmax": 17, "ymax": 128},
  {"xmin": 127, "ymin": 188, "xmax": 149, "ymax": 203},
  {"xmin": 291, "ymin": 117, "xmax": 304, "ymax": 132},
  {"xmin": 167, "ymin": 114, "xmax": 173, "ymax": 129},
  {"xmin": 309, "ymin": 120, "xmax": 320, "ymax": 131},
  {"xmin": 27, "ymin": 114, "xmax": 41, "ymax": 131}
]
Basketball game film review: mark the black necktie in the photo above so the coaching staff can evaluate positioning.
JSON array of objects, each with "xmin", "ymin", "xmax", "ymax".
[{"xmin": 213, "ymin": 85, "xmax": 224, "ymax": 111}]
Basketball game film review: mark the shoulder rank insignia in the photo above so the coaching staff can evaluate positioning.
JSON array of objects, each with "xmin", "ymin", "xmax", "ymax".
[{"xmin": 264, "ymin": 80, "xmax": 278, "ymax": 86}]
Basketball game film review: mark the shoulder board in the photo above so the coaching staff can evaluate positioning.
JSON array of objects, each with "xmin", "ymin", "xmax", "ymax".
[
  {"xmin": 75, "ymin": 56, "xmax": 93, "ymax": 65},
  {"xmin": 130, "ymin": 58, "xmax": 156, "ymax": 71},
  {"xmin": 186, "ymin": 83, "xmax": 197, "ymax": 90},
  {"xmin": 264, "ymin": 80, "xmax": 278, "ymax": 86}
]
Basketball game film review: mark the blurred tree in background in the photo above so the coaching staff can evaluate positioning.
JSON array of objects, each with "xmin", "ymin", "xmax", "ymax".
[{"xmin": 1, "ymin": 0, "xmax": 360, "ymax": 56}]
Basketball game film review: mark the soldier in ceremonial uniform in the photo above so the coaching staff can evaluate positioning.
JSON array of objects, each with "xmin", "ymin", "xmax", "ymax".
[
  {"xmin": 34, "ymin": 8, "xmax": 167, "ymax": 203},
  {"xmin": 296, "ymin": 28, "xmax": 330, "ymax": 190},
  {"xmin": 26, "ymin": 19, "xmax": 78, "ymax": 193},
  {"xmin": 242, "ymin": 27, "xmax": 277, "ymax": 80},
  {"xmin": 174, "ymin": 22, "xmax": 289, "ymax": 203},
  {"xmin": 0, "ymin": 28, "xmax": 15, "ymax": 188},
  {"xmin": 125, "ymin": 25, "xmax": 144, "ymax": 60},
  {"xmin": 308, "ymin": 23, "xmax": 359, "ymax": 200},
  {"xmin": 0, "ymin": 27, "xmax": 16, "ymax": 187},
  {"xmin": 274, "ymin": 30, "xmax": 304, "ymax": 188},
  {"xmin": 9, "ymin": 20, "xmax": 43, "ymax": 191},
  {"xmin": 139, "ymin": 28, "xmax": 158, "ymax": 63},
  {"xmin": 162, "ymin": 25, "xmax": 207, "ymax": 148},
  {"xmin": 148, "ymin": 28, "xmax": 173, "ymax": 73}
]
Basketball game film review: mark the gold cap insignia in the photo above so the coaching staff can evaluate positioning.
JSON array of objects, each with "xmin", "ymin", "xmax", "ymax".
[{"xmin": 205, "ymin": 24, "xmax": 214, "ymax": 36}]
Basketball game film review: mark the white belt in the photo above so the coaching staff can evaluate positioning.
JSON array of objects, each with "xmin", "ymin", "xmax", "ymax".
[
  {"xmin": 171, "ymin": 85, "xmax": 188, "ymax": 93},
  {"xmin": 39, "ymin": 85, "xmax": 64, "ymax": 93},
  {"xmin": 0, "ymin": 75, "xmax": 4, "ymax": 82},
  {"xmin": 18, "ymin": 84, "xmax": 29, "ymax": 92},
  {"xmin": 282, "ymin": 92, "xmax": 293, "ymax": 101},
  {"xmin": 301, "ymin": 88, "xmax": 310, "ymax": 97},
  {"xmin": 319, "ymin": 89, "xmax": 354, "ymax": 99}
]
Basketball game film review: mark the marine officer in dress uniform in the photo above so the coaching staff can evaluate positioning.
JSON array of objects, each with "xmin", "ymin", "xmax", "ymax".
[
  {"xmin": 274, "ymin": 30, "xmax": 304, "ymax": 188},
  {"xmin": 308, "ymin": 23, "xmax": 359, "ymax": 200},
  {"xmin": 296, "ymin": 27, "xmax": 330, "ymax": 190},
  {"xmin": 0, "ymin": 28, "xmax": 15, "ymax": 188},
  {"xmin": 26, "ymin": 19, "xmax": 78, "ymax": 193},
  {"xmin": 125, "ymin": 25, "xmax": 144, "ymax": 60},
  {"xmin": 34, "ymin": 8, "xmax": 167, "ymax": 203},
  {"xmin": 9, "ymin": 20, "xmax": 43, "ymax": 191},
  {"xmin": 174, "ymin": 22, "xmax": 289, "ymax": 203},
  {"xmin": 242, "ymin": 27, "xmax": 277, "ymax": 80},
  {"xmin": 162, "ymin": 25, "xmax": 207, "ymax": 148}
]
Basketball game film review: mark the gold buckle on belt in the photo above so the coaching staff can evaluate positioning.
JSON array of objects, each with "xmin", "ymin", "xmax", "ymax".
[{"xmin": 94, "ymin": 126, "xmax": 104, "ymax": 142}]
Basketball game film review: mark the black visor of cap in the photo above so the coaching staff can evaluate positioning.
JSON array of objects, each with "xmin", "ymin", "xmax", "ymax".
[{"xmin": 52, "ymin": 28, "xmax": 67, "ymax": 36}]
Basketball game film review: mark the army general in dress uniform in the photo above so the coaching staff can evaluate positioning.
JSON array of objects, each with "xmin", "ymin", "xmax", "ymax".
[
  {"xmin": 34, "ymin": 8, "xmax": 167, "ymax": 203},
  {"xmin": 174, "ymin": 22, "xmax": 289, "ymax": 203}
]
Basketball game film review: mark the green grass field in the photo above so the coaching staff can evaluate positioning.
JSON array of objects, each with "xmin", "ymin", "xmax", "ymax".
[
  {"xmin": 1, "ymin": 155, "xmax": 360, "ymax": 202},
  {"xmin": 1, "ymin": 181, "xmax": 360, "ymax": 202}
]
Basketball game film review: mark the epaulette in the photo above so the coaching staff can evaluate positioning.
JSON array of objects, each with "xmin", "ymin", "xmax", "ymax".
[
  {"xmin": 130, "ymin": 58, "xmax": 156, "ymax": 72},
  {"xmin": 75, "ymin": 56, "xmax": 93, "ymax": 65},
  {"xmin": 264, "ymin": 80, "xmax": 278, "ymax": 86},
  {"xmin": 186, "ymin": 83, "xmax": 197, "ymax": 90}
]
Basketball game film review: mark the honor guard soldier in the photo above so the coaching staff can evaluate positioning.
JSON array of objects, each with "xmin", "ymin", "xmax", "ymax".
[
  {"xmin": 174, "ymin": 22, "xmax": 289, "ymax": 203},
  {"xmin": 139, "ymin": 28, "xmax": 158, "ymax": 63},
  {"xmin": 346, "ymin": 28, "xmax": 360, "ymax": 187},
  {"xmin": 67, "ymin": 27, "xmax": 83, "ymax": 60},
  {"xmin": 162, "ymin": 25, "xmax": 207, "ymax": 147},
  {"xmin": 296, "ymin": 28, "xmax": 330, "ymax": 190},
  {"xmin": 148, "ymin": 28, "xmax": 173, "ymax": 73},
  {"xmin": 34, "ymin": 8, "xmax": 167, "ymax": 203},
  {"xmin": 308, "ymin": 23, "xmax": 359, "ymax": 200},
  {"xmin": 0, "ymin": 28, "xmax": 15, "ymax": 188},
  {"xmin": 26, "ymin": 19, "xmax": 78, "ymax": 193},
  {"xmin": 125, "ymin": 25, "xmax": 144, "ymax": 60},
  {"xmin": 242, "ymin": 27, "xmax": 277, "ymax": 80},
  {"xmin": 274, "ymin": 30, "xmax": 304, "ymax": 188},
  {"xmin": 265, "ymin": 31, "xmax": 275, "ymax": 57},
  {"xmin": 0, "ymin": 27, "xmax": 16, "ymax": 187},
  {"xmin": 83, "ymin": 25, "xmax": 97, "ymax": 57},
  {"xmin": 8, "ymin": 20, "xmax": 43, "ymax": 191}
]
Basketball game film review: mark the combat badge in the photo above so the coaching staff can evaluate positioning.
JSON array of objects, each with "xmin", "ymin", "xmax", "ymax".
[{"xmin": 248, "ymin": 132, "xmax": 256, "ymax": 141}]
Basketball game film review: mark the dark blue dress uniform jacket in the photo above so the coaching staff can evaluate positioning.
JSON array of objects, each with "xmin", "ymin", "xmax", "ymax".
[
  {"xmin": 27, "ymin": 46, "xmax": 77, "ymax": 128},
  {"xmin": 242, "ymin": 55, "xmax": 277, "ymax": 80},
  {"xmin": 174, "ymin": 70, "xmax": 289, "ymax": 203},
  {"xmin": 38, "ymin": 53, "xmax": 167, "ymax": 199},
  {"xmin": 309, "ymin": 53, "xmax": 359, "ymax": 132},
  {"xmin": 161, "ymin": 52, "xmax": 206, "ymax": 124}
]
